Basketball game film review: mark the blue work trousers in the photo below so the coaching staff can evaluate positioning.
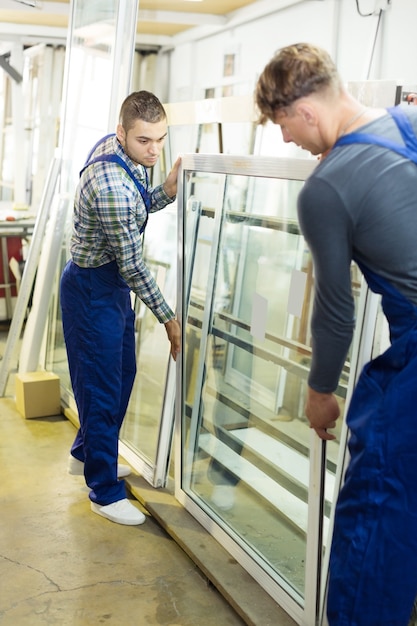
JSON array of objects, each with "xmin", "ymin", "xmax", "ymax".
[
  {"xmin": 328, "ymin": 322, "xmax": 417, "ymax": 625},
  {"xmin": 60, "ymin": 260, "xmax": 136, "ymax": 505}
]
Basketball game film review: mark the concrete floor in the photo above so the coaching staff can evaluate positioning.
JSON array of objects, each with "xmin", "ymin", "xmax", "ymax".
[
  {"xmin": 0, "ymin": 396, "xmax": 247, "ymax": 626},
  {"xmin": 0, "ymin": 391, "xmax": 298, "ymax": 626}
]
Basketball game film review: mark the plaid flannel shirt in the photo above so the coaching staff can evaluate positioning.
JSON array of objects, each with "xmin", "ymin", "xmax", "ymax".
[{"xmin": 70, "ymin": 135, "xmax": 175, "ymax": 323}]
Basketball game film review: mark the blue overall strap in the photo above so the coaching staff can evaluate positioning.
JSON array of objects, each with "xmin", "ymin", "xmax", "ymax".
[
  {"xmin": 83, "ymin": 133, "xmax": 115, "ymax": 164},
  {"xmin": 333, "ymin": 106, "xmax": 417, "ymax": 165},
  {"xmin": 79, "ymin": 136, "xmax": 150, "ymax": 234}
]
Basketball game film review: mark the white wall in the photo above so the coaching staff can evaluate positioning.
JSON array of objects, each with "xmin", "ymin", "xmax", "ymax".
[
  {"xmin": 379, "ymin": 0, "xmax": 417, "ymax": 84},
  {"xmin": 162, "ymin": 0, "xmax": 417, "ymax": 106}
]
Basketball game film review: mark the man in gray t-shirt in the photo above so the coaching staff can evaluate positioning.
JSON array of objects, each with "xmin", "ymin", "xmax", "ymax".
[
  {"xmin": 256, "ymin": 42, "xmax": 417, "ymax": 626},
  {"xmin": 299, "ymin": 110, "xmax": 417, "ymax": 393}
]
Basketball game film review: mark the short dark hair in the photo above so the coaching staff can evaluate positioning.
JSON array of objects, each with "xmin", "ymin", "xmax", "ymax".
[
  {"xmin": 119, "ymin": 90, "xmax": 167, "ymax": 131},
  {"xmin": 255, "ymin": 43, "xmax": 341, "ymax": 124}
]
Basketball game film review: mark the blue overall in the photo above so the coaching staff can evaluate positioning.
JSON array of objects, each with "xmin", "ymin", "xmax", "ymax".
[
  {"xmin": 79, "ymin": 134, "xmax": 151, "ymax": 234},
  {"xmin": 60, "ymin": 136, "xmax": 150, "ymax": 505},
  {"xmin": 327, "ymin": 107, "xmax": 417, "ymax": 625}
]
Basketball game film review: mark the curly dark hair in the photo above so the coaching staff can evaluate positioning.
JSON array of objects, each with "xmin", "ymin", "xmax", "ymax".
[{"xmin": 255, "ymin": 43, "xmax": 341, "ymax": 124}]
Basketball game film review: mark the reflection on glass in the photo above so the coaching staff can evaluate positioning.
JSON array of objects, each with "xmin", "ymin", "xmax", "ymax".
[{"xmin": 181, "ymin": 168, "xmax": 356, "ymax": 601}]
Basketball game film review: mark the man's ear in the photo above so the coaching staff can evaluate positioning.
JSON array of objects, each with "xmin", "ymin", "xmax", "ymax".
[
  {"xmin": 116, "ymin": 123, "xmax": 126, "ymax": 144},
  {"xmin": 295, "ymin": 102, "xmax": 317, "ymax": 126}
]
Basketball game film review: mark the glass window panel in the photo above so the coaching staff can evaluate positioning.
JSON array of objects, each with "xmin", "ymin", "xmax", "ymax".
[
  {"xmin": 45, "ymin": 0, "xmax": 138, "ymax": 407},
  {"xmin": 180, "ymin": 161, "xmax": 360, "ymax": 605},
  {"xmin": 120, "ymin": 203, "xmax": 177, "ymax": 463},
  {"xmin": 46, "ymin": 0, "xmax": 121, "ymax": 393}
]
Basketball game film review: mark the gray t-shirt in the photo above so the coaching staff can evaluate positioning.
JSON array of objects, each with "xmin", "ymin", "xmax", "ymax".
[{"xmin": 298, "ymin": 107, "xmax": 417, "ymax": 393}]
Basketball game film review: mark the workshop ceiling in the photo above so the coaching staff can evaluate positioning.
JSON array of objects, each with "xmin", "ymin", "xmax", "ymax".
[{"xmin": 0, "ymin": 0, "xmax": 273, "ymax": 48}]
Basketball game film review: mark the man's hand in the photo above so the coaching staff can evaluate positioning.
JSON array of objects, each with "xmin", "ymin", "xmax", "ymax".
[
  {"xmin": 305, "ymin": 387, "xmax": 340, "ymax": 440},
  {"xmin": 164, "ymin": 318, "xmax": 181, "ymax": 361},
  {"xmin": 163, "ymin": 156, "xmax": 182, "ymax": 198}
]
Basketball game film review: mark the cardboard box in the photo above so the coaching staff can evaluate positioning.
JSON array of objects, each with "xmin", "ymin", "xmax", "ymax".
[{"xmin": 15, "ymin": 371, "xmax": 61, "ymax": 419}]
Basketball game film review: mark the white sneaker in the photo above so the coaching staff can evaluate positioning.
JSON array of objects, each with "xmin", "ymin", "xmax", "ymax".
[
  {"xmin": 67, "ymin": 455, "xmax": 131, "ymax": 478},
  {"xmin": 211, "ymin": 485, "xmax": 235, "ymax": 511},
  {"xmin": 91, "ymin": 498, "xmax": 146, "ymax": 525}
]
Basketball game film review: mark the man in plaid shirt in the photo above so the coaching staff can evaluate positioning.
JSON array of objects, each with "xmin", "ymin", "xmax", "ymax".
[{"xmin": 60, "ymin": 91, "xmax": 181, "ymax": 525}]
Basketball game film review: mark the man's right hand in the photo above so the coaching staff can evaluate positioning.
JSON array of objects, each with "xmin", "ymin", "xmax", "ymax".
[{"xmin": 164, "ymin": 318, "xmax": 181, "ymax": 361}]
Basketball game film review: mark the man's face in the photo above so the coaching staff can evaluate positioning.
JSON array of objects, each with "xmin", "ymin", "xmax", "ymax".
[
  {"xmin": 117, "ymin": 118, "xmax": 167, "ymax": 167},
  {"xmin": 273, "ymin": 107, "xmax": 322, "ymax": 156}
]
